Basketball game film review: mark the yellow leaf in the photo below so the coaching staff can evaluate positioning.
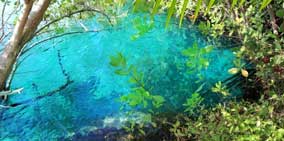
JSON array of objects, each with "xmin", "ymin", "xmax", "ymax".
[
  {"xmin": 228, "ymin": 68, "xmax": 239, "ymax": 74},
  {"xmin": 241, "ymin": 69, "xmax": 249, "ymax": 77}
]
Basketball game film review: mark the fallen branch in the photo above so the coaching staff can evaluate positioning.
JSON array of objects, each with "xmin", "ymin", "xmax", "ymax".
[
  {"xmin": 0, "ymin": 104, "xmax": 11, "ymax": 108},
  {"xmin": 0, "ymin": 87, "xmax": 24, "ymax": 97},
  {"xmin": 8, "ymin": 49, "xmax": 73, "ymax": 108}
]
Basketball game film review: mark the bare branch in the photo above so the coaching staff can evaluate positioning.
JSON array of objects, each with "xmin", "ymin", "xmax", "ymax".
[
  {"xmin": 22, "ymin": 28, "xmax": 113, "ymax": 54},
  {"xmin": 35, "ymin": 8, "xmax": 113, "ymax": 35}
]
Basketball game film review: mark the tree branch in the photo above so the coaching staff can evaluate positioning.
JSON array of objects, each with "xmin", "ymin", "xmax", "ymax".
[
  {"xmin": 267, "ymin": 5, "xmax": 279, "ymax": 36},
  {"xmin": 22, "ymin": 28, "xmax": 112, "ymax": 54},
  {"xmin": 0, "ymin": 1, "xmax": 7, "ymax": 41},
  {"xmin": 35, "ymin": 8, "xmax": 113, "ymax": 35}
]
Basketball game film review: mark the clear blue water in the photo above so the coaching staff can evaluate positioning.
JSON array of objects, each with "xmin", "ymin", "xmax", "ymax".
[{"xmin": 0, "ymin": 14, "xmax": 241, "ymax": 140}]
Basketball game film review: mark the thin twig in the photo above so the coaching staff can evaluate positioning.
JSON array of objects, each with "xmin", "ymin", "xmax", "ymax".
[
  {"xmin": 35, "ymin": 8, "xmax": 112, "ymax": 35},
  {"xmin": 22, "ymin": 28, "xmax": 112, "ymax": 54}
]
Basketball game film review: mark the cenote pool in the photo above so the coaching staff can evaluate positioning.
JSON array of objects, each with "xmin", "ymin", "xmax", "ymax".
[{"xmin": 0, "ymin": 13, "xmax": 242, "ymax": 140}]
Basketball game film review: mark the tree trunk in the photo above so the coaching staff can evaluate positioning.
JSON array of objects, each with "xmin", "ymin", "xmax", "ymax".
[{"xmin": 0, "ymin": 0, "xmax": 51, "ymax": 90}]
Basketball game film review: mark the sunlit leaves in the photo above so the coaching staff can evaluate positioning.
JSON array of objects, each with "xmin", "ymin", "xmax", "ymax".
[
  {"xmin": 198, "ymin": 21, "xmax": 211, "ymax": 35},
  {"xmin": 205, "ymin": 0, "xmax": 215, "ymax": 15},
  {"xmin": 183, "ymin": 92, "xmax": 204, "ymax": 113},
  {"xmin": 182, "ymin": 43, "xmax": 213, "ymax": 72},
  {"xmin": 120, "ymin": 87, "xmax": 165, "ymax": 109},
  {"xmin": 260, "ymin": 0, "xmax": 273, "ymax": 11},
  {"xmin": 152, "ymin": 95, "xmax": 165, "ymax": 108},
  {"xmin": 109, "ymin": 52, "xmax": 165, "ymax": 111},
  {"xmin": 228, "ymin": 68, "xmax": 239, "ymax": 75},
  {"xmin": 131, "ymin": 17, "xmax": 154, "ymax": 40},
  {"xmin": 133, "ymin": 0, "xmax": 151, "ymax": 13},
  {"xmin": 179, "ymin": 0, "xmax": 189, "ymax": 27},
  {"xmin": 109, "ymin": 52, "xmax": 127, "ymax": 67},
  {"xmin": 241, "ymin": 69, "xmax": 249, "ymax": 78},
  {"xmin": 151, "ymin": 0, "xmax": 163, "ymax": 19},
  {"xmin": 211, "ymin": 81, "xmax": 230, "ymax": 96},
  {"xmin": 231, "ymin": 0, "xmax": 238, "ymax": 9},
  {"xmin": 165, "ymin": 0, "xmax": 177, "ymax": 28},
  {"xmin": 193, "ymin": 0, "xmax": 202, "ymax": 22}
]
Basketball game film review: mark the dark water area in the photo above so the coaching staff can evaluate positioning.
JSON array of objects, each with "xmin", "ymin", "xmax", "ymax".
[{"xmin": 0, "ymin": 14, "xmax": 242, "ymax": 140}]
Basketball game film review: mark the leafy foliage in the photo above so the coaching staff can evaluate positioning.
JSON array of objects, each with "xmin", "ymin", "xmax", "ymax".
[
  {"xmin": 183, "ymin": 92, "xmax": 204, "ymax": 113},
  {"xmin": 131, "ymin": 17, "xmax": 154, "ymax": 40},
  {"xmin": 182, "ymin": 43, "xmax": 213, "ymax": 73},
  {"xmin": 211, "ymin": 81, "xmax": 230, "ymax": 96},
  {"xmin": 109, "ymin": 52, "xmax": 165, "ymax": 110},
  {"xmin": 167, "ymin": 94, "xmax": 284, "ymax": 140}
]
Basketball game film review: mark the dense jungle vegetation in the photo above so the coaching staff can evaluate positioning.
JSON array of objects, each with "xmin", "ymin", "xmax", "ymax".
[{"xmin": 0, "ymin": 0, "xmax": 284, "ymax": 140}]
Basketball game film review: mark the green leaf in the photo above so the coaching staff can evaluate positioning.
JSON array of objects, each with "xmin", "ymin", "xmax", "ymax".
[
  {"xmin": 115, "ymin": 69, "xmax": 130, "ymax": 75},
  {"xmin": 129, "ymin": 77, "xmax": 138, "ymax": 84},
  {"xmin": 280, "ymin": 22, "xmax": 284, "ymax": 32},
  {"xmin": 165, "ymin": 0, "xmax": 177, "ymax": 28},
  {"xmin": 205, "ymin": 0, "xmax": 215, "ymax": 15},
  {"xmin": 152, "ymin": 95, "xmax": 165, "ymax": 105},
  {"xmin": 179, "ymin": 0, "xmax": 189, "ymax": 27},
  {"xmin": 193, "ymin": 0, "xmax": 202, "ymax": 23},
  {"xmin": 151, "ymin": 0, "xmax": 162, "ymax": 19},
  {"xmin": 239, "ymin": 0, "xmax": 245, "ymax": 7},
  {"xmin": 276, "ymin": 9, "xmax": 284, "ymax": 18},
  {"xmin": 109, "ymin": 52, "xmax": 127, "ymax": 67},
  {"xmin": 259, "ymin": 0, "xmax": 272, "ymax": 11},
  {"xmin": 195, "ymin": 83, "xmax": 205, "ymax": 93},
  {"xmin": 231, "ymin": 0, "xmax": 237, "ymax": 9},
  {"xmin": 133, "ymin": 0, "xmax": 147, "ymax": 12}
]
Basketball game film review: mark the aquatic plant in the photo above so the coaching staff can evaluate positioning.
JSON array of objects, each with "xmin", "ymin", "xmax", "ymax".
[
  {"xmin": 109, "ymin": 52, "xmax": 165, "ymax": 111},
  {"xmin": 181, "ymin": 42, "xmax": 213, "ymax": 73}
]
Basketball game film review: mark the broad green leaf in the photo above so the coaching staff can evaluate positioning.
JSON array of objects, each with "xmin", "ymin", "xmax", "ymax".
[
  {"xmin": 280, "ymin": 22, "xmax": 284, "ymax": 32},
  {"xmin": 166, "ymin": 0, "xmax": 177, "ymax": 28},
  {"xmin": 179, "ymin": 0, "xmax": 189, "ymax": 27},
  {"xmin": 276, "ymin": 9, "xmax": 284, "ymax": 18}
]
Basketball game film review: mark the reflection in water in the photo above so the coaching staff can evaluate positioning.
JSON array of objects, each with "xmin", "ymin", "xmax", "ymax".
[{"xmin": 0, "ymin": 14, "xmax": 241, "ymax": 140}]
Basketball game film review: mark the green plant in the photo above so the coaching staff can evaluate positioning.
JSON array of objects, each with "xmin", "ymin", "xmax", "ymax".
[
  {"xmin": 171, "ymin": 94, "xmax": 284, "ymax": 141},
  {"xmin": 183, "ymin": 92, "xmax": 204, "ymax": 113},
  {"xmin": 211, "ymin": 81, "xmax": 230, "ymax": 96},
  {"xmin": 131, "ymin": 17, "xmax": 154, "ymax": 40},
  {"xmin": 109, "ymin": 52, "xmax": 165, "ymax": 111},
  {"xmin": 183, "ymin": 83, "xmax": 205, "ymax": 114},
  {"xmin": 182, "ymin": 43, "xmax": 213, "ymax": 73}
]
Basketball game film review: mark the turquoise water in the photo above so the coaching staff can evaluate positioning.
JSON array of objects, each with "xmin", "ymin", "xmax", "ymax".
[{"xmin": 0, "ymin": 14, "xmax": 241, "ymax": 140}]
